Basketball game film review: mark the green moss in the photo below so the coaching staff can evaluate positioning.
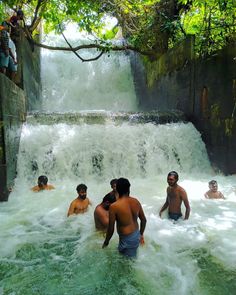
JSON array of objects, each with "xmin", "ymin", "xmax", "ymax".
[
  {"xmin": 210, "ymin": 104, "xmax": 221, "ymax": 128},
  {"xmin": 225, "ymin": 118, "xmax": 235, "ymax": 137}
]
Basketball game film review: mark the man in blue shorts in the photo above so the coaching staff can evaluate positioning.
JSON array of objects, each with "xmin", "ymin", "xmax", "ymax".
[
  {"xmin": 102, "ymin": 178, "xmax": 146, "ymax": 258},
  {"xmin": 159, "ymin": 171, "xmax": 190, "ymax": 221}
]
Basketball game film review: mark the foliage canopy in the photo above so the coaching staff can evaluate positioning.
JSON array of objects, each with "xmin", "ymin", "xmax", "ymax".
[{"xmin": 0, "ymin": 0, "xmax": 235, "ymax": 59}]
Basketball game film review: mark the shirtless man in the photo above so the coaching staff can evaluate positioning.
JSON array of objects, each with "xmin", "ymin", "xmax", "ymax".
[
  {"xmin": 102, "ymin": 178, "xmax": 146, "ymax": 258},
  {"xmin": 204, "ymin": 180, "xmax": 225, "ymax": 199},
  {"xmin": 109, "ymin": 178, "xmax": 118, "ymax": 200},
  {"xmin": 67, "ymin": 184, "xmax": 91, "ymax": 217},
  {"xmin": 94, "ymin": 193, "xmax": 116, "ymax": 231},
  {"xmin": 159, "ymin": 171, "xmax": 190, "ymax": 221},
  {"xmin": 31, "ymin": 175, "xmax": 55, "ymax": 192}
]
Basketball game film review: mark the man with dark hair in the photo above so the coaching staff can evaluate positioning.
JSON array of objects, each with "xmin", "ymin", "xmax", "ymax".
[
  {"xmin": 94, "ymin": 193, "xmax": 116, "ymax": 231},
  {"xmin": 204, "ymin": 180, "xmax": 225, "ymax": 199},
  {"xmin": 31, "ymin": 175, "xmax": 55, "ymax": 192},
  {"xmin": 67, "ymin": 184, "xmax": 91, "ymax": 216},
  {"xmin": 159, "ymin": 171, "xmax": 190, "ymax": 221},
  {"xmin": 103, "ymin": 177, "xmax": 146, "ymax": 258},
  {"xmin": 109, "ymin": 178, "xmax": 118, "ymax": 200}
]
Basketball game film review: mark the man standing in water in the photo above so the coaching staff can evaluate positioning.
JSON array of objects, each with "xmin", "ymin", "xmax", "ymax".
[
  {"xmin": 102, "ymin": 177, "xmax": 146, "ymax": 258},
  {"xmin": 204, "ymin": 180, "xmax": 225, "ymax": 199},
  {"xmin": 67, "ymin": 184, "xmax": 91, "ymax": 216},
  {"xmin": 109, "ymin": 178, "xmax": 118, "ymax": 200},
  {"xmin": 159, "ymin": 171, "xmax": 190, "ymax": 221},
  {"xmin": 31, "ymin": 175, "xmax": 55, "ymax": 192},
  {"xmin": 94, "ymin": 193, "xmax": 116, "ymax": 231}
]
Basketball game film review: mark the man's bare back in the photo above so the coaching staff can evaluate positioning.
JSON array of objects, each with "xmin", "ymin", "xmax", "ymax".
[
  {"xmin": 103, "ymin": 178, "xmax": 146, "ymax": 257},
  {"xmin": 110, "ymin": 196, "xmax": 142, "ymax": 236}
]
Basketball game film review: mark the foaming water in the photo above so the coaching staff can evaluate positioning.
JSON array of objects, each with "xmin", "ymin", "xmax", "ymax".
[
  {"xmin": 1, "ymin": 120, "xmax": 236, "ymax": 294},
  {"xmin": 1, "ymin": 27, "xmax": 236, "ymax": 295},
  {"xmin": 41, "ymin": 31, "xmax": 137, "ymax": 112}
]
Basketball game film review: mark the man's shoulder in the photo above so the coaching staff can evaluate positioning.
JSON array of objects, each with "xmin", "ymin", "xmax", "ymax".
[{"xmin": 31, "ymin": 185, "xmax": 39, "ymax": 192}]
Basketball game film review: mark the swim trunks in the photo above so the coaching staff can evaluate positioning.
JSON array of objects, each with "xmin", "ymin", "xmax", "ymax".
[
  {"xmin": 118, "ymin": 229, "xmax": 140, "ymax": 258},
  {"xmin": 168, "ymin": 212, "xmax": 182, "ymax": 221}
]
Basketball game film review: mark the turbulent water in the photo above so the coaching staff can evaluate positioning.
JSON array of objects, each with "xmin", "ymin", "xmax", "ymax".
[{"xmin": 0, "ymin": 29, "xmax": 236, "ymax": 295}]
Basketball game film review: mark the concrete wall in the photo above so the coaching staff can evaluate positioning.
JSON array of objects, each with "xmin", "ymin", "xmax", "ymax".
[
  {"xmin": 131, "ymin": 38, "xmax": 236, "ymax": 174},
  {"xmin": 0, "ymin": 33, "xmax": 41, "ymax": 201}
]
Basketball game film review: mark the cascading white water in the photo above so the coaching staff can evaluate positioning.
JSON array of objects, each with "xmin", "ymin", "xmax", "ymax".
[
  {"xmin": 41, "ymin": 28, "xmax": 137, "ymax": 112},
  {"xmin": 1, "ymin": 28, "xmax": 236, "ymax": 295}
]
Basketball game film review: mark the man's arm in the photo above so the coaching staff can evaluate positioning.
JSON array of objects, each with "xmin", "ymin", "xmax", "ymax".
[
  {"xmin": 219, "ymin": 192, "xmax": 225, "ymax": 199},
  {"xmin": 138, "ymin": 203, "xmax": 147, "ymax": 245},
  {"xmin": 159, "ymin": 195, "xmax": 169, "ymax": 218},
  {"xmin": 102, "ymin": 207, "xmax": 116, "ymax": 248},
  {"xmin": 181, "ymin": 189, "xmax": 190, "ymax": 220},
  {"xmin": 95, "ymin": 207, "xmax": 109, "ymax": 229},
  {"xmin": 67, "ymin": 201, "xmax": 75, "ymax": 217}
]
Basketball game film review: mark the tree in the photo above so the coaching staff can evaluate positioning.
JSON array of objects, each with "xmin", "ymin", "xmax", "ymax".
[{"xmin": 1, "ymin": 0, "xmax": 235, "ymax": 60}]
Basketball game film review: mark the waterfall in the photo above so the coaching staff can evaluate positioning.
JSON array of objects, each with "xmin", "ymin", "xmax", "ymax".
[{"xmin": 1, "ymin": 28, "xmax": 236, "ymax": 295}]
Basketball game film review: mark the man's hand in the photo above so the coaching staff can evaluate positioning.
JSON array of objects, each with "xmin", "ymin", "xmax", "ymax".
[
  {"xmin": 102, "ymin": 241, "xmax": 109, "ymax": 248},
  {"xmin": 140, "ymin": 235, "xmax": 145, "ymax": 245}
]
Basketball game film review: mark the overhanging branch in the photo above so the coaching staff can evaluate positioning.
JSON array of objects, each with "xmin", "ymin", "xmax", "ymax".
[{"xmin": 26, "ymin": 33, "xmax": 152, "ymax": 59}]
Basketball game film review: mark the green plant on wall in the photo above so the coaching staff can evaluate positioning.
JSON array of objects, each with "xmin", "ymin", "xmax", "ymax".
[
  {"xmin": 210, "ymin": 103, "xmax": 221, "ymax": 128},
  {"xmin": 225, "ymin": 118, "xmax": 235, "ymax": 137}
]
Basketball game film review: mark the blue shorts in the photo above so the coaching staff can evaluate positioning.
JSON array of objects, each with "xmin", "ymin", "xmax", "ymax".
[
  {"xmin": 8, "ymin": 56, "xmax": 17, "ymax": 72},
  {"xmin": 169, "ymin": 212, "xmax": 182, "ymax": 221},
  {"xmin": 0, "ymin": 51, "xmax": 9, "ymax": 68},
  {"xmin": 118, "ymin": 229, "xmax": 140, "ymax": 258}
]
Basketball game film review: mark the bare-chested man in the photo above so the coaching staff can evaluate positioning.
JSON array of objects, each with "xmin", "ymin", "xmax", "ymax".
[
  {"xmin": 31, "ymin": 175, "xmax": 55, "ymax": 192},
  {"xmin": 204, "ymin": 180, "xmax": 225, "ymax": 199},
  {"xmin": 109, "ymin": 178, "xmax": 119, "ymax": 200},
  {"xmin": 102, "ymin": 178, "xmax": 146, "ymax": 258},
  {"xmin": 67, "ymin": 184, "xmax": 91, "ymax": 217},
  {"xmin": 159, "ymin": 171, "xmax": 190, "ymax": 221},
  {"xmin": 94, "ymin": 193, "xmax": 116, "ymax": 231}
]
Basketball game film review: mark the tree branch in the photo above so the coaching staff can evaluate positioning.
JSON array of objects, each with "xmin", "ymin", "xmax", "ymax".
[
  {"xmin": 59, "ymin": 26, "xmax": 104, "ymax": 62},
  {"xmin": 26, "ymin": 32, "xmax": 152, "ymax": 59}
]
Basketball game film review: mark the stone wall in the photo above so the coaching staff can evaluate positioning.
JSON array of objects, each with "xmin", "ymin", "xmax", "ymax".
[
  {"xmin": 0, "ymin": 33, "xmax": 41, "ymax": 201},
  {"xmin": 131, "ymin": 38, "xmax": 236, "ymax": 174},
  {"xmin": 0, "ymin": 75, "xmax": 26, "ymax": 200}
]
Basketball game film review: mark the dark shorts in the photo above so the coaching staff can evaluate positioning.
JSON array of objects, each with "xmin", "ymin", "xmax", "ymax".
[
  {"xmin": 168, "ymin": 212, "xmax": 182, "ymax": 221},
  {"xmin": 0, "ymin": 51, "xmax": 9, "ymax": 68},
  {"xmin": 118, "ymin": 229, "xmax": 140, "ymax": 258}
]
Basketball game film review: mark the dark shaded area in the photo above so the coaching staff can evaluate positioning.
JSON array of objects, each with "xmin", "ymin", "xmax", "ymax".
[{"xmin": 131, "ymin": 37, "xmax": 236, "ymax": 174}]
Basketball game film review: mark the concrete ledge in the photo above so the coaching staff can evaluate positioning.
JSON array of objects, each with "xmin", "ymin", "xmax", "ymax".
[{"xmin": 0, "ymin": 74, "xmax": 26, "ymax": 201}]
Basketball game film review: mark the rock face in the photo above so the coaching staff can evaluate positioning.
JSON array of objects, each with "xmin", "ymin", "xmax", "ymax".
[{"xmin": 131, "ymin": 37, "xmax": 236, "ymax": 174}]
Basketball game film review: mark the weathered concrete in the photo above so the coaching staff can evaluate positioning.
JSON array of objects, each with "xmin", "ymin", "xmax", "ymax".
[
  {"xmin": 131, "ymin": 39, "xmax": 236, "ymax": 174},
  {"xmin": 13, "ymin": 32, "xmax": 41, "ymax": 110},
  {"xmin": 0, "ymin": 32, "xmax": 41, "ymax": 201},
  {"xmin": 0, "ymin": 74, "xmax": 26, "ymax": 201}
]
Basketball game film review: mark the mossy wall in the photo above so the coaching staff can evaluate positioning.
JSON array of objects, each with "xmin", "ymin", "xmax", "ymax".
[
  {"xmin": 0, "ymin": 32, "xmax": 41, "ymax": 201},
  {"xmin": 131, "ymin": 38, "xmax": 236, "ymax": 174},
  {"xmin": 0, "ymin": 75, "xmax": 26, "ymax": 200}
]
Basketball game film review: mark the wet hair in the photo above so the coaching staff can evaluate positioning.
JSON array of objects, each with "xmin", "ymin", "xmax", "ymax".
[
  {"xmin": 168, "ymin": 171, "xmax": 179, "ymax": 181},
  {"xmin": 116, "ymin": 178, "xmax": 130, "ymax": 196},
  {"xmin": 76, "ymin": 184, "xmax": 87, "ymax": 193},
  {"xmin": 209, "ymin": 180, "xmax": 217, "ymax": 186},
  {"xmin": 102, "ymin": 193, "xmax": 116, "ymax": 204},
  {"xmin": 38, "ymin": 175, "xmax": 48, "ymax": 186},
  {"xmin": 110, "ymin": 178, "xmax": 118, "ymax": 186}
]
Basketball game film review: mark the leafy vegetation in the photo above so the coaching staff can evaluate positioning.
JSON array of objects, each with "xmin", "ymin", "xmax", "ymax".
[{"xmin": 0, "ymin": 0, "xmax": 235, "ymax": 59}]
